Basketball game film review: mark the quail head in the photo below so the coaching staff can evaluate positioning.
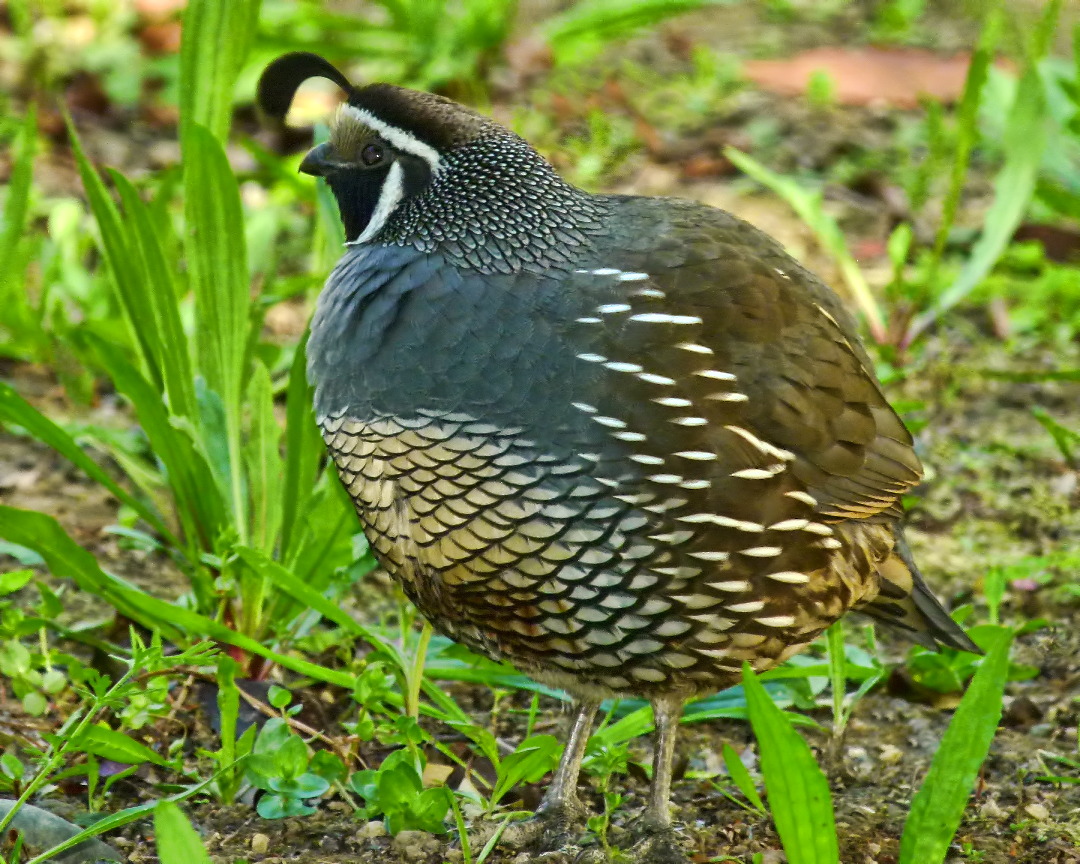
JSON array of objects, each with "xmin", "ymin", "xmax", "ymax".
[{"xmin": 258, "ymin": 52, "xmax": 978, "ymax": 862}]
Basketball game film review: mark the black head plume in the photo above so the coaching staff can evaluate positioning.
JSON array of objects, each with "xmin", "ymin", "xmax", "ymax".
[{"xmin": 257, "ymin": 52, "xmax": 354, "ymax": 124}]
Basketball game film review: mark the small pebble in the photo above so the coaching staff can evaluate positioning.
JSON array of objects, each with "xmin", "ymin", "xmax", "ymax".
[
  {"xmin": 358, "ymin": 820, "xmax": 388, "ymax": 839},
  {"xmin": 1025, "ymin": 802, "xmax": 1050, "ymax": 820},
  {"xmin": 392, "ymin": 829, "xmax": 440, "ymax": 862},
  {"xmin": 878, "ymin": 744, "xmax": 903, "ymax": 765},
  {"xmin": 251, "ymin": 833, "xmax": 270, "ymax": 854}
]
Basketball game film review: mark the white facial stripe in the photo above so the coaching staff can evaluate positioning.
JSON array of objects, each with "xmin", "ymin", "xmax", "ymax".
[
  {"xmin": 338, "ymin": 104, "xmax": 442, "ymax": 175},
  {"xmin": 350, "ymin": 161, "xmax": 404, "ymax": 245}
]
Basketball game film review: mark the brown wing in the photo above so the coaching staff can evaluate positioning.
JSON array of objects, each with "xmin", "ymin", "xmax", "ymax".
[{"xmin": 567, "ymin": 196, "xmax": 922, "ymax": 524}]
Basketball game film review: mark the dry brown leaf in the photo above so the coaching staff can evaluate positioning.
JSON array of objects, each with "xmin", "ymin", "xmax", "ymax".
[
  {"xmin": 138, "ymin": 21, "xmax": 182, "ymax": 55},
  {"xmin": 744, "ymin": 47, "xmax": 1008, "ymax": 109}
]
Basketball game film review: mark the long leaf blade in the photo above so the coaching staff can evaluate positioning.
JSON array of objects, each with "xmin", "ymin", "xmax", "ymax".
[
  {"xmin": 899, "ymin": 628, "xmax": 1012, "ymax": 864},
  {"xmin": 155, "ymin": 801, "xmax": 213, "ymax": 864},
  {"xmin": 0, "ymin": 505, "xmax": 356, "ymax": 691},
  {"xmin": 743, "ymin": 663, "xmax": 839, "ymax": 864},
  {"xmin": 178, "ymin": 0, "xmax": 261, "ymax": 142},
  {"xmin": 110, "ymin": 170, "xmax": 197, "ymax": 421},
  {"xmin": 0, "ymin": 382, "xmax": 171, "ymax": 542},
  {"xmin": 69, "ymin": 122, "xmax": 164, "ymax": 391},
  {"xmin": 183, "ymin": 122, "xmax": 250, "ymax": 537},
  {"xmin": 0, "ymin": 103, "xmax": 37, "ymax": 342}
]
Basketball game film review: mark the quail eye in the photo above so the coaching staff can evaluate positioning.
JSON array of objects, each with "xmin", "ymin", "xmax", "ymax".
[{"xmin": 360, "ymin": 143, "xmax": 385, "ymax": 166}]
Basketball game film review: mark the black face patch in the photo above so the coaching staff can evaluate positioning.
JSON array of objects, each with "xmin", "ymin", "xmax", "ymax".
[
  {"xmin": 323, "ymin": 151, "xmax": 433, "ymax": 243},
  {"xmin": 327, "ymin": 164, "xmax": 393, "ymax": 242},
  {"xmin": 399, "ymin": 152, "xmax": 432, "ymax": 200}
]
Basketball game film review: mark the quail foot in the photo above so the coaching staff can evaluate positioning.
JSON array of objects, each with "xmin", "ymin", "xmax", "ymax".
[{"xmin": 257, "ymin": 52, "xmax": 979, "ymax": 863}]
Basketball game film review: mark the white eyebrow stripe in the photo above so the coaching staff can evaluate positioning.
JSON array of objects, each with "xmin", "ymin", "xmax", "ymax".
[
  {"xmin": 338, "ymin": 104, "xmax": 443, "ymax": 175},
  {"xmin": 349, "ymin": 161, "xmax": 404, "ymax": 245}
]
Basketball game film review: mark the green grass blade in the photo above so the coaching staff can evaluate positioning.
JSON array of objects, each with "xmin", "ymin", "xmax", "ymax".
[
  {"xmin": 825, "ymin": 621, "xmax": 847, "ymax": 730},
  {"xmin": 0, "ymin": 504, "xmax": 185, "ymax": 643},
  {"xmin": 0, "ymin": 505, "xmax": 356, "ymax": 690},
  {"xmin": 183, "ymin": 122, "xmax": 251, "ymax": 539},
  {"xmin": 281, "ymin": 476, "xmax": 359, "ymax": 585},
  {"xmin": 907, "ymin": 1, "xmax": 1059, "ymax": 343},
  {"xmin": 899, "ymin": 628, "xmax": 1012, "ymax": 864},
  {"xmin": 278, "ymin": 330, "xmax": 319, "ymax": 561},
  {"xmin": 280, "ymin": 332, "xmax": 321, "ymax": 561},
  {"xmin": 85, "ymin": 333, "xmax": 226, "ymax": 580},
  {"xmin": 155, "ymin": 801, "xmax": 212, "ymax": 864},
  {"xmin": 245, "ymin": 361, "xmax": 284, "ymax": 553},
  {"xmin": 1032, "ymin": 408, "xmax": 1080, "ymax": 467},
  {"xmin": 109, "ymin": 170, "xmax": 197, "ymax": 421},
  {"xmin": 178, "ymin": 0, "xmax": 261, "ymax": 142},
  {"xmin": 743, "ymin": 663, "xmax": 839, "ymax": 864},
  {"xmin": 233, "ymin": 545, "xmax": 394, "ymax": 656},
  {"xmin": 0, "ymin": 103, "xmax": 37, "ymax": 341},
  {"xmin": 19, "ymin": 774, "xmax": 220, "ymax": 864},
  {"xmin": 0, "ymin": 382, "xmax": 172, "ymax": 543},
  {"xmin": 214, "ymin": 655, "xmax": 241, "ymax": 805},
  {"xmin": 924, "ymin": 7, "xmax": 1000, "ymax": 282},
  {"xmin": 721, "ymin": 742, "xmax": 765, "ymax": 813},
  {"xmin": 545, "ymin": 0, "xmax": 734, "ymax": 57},
  {"xmin": 70, "ymin": 122, "xmax": 164, "ymax": 391}
]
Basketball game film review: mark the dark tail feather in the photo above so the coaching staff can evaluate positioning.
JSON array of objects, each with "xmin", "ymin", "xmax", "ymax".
[{"xmin": 860, "ymin": 529, "xmax": 983, "ymax": 654}]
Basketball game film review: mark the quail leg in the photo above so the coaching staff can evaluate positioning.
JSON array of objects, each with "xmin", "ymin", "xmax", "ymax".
[
  {"xmin": 633, "ymin": 695, "xmax": 689, "ymax": 864},
  {"xmin": 503, "ymin": 700, "xmax": 599, "ymax": 854}
]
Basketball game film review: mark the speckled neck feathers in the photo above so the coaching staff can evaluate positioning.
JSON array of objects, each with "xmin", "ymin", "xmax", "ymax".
[{"xmin": 374, "ymin": 133, "xmax": 609, "ymax": 274}]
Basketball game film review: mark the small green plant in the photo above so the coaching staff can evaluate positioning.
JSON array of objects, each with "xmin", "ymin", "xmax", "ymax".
[
  {"xmin": 246, "ymin": 717, "xmax": 332, "ymax": 819},
  {"xmin": 0, "ymin": 636, "xmax": 219, "ymax": 857},
  {"xmin": 0, "ymin": 569, "xmax": 68, "ymax": 717},
  {"xmin": 959, "ymin": 840, "xmax": 986, "ymax": 862},
  {"xmin": 872, "ymin": 0, "xmax": 927, "ymax": 41},
  {"xmin": 348, "ymin": 749, "xmax": 453, "ymax": 834},
  {"xmin": 905, "ymin": 616, "xmax": 1038, "ymax": 694},
  {"xmin": 805, "ymin": 69, "xmax": 836, "ymax": 109},
  {"xmin": 583, "ymin": 738, "xmax": 630, "ymax": 853},
  {"xmin": 487, "ymin": 734, "xmax": 562, "ymax": 815}
]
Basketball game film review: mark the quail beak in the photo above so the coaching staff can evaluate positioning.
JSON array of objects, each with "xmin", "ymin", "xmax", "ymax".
[{"xmin": 299, "ymin": 141, "xmax": 335, "ymax": 177}]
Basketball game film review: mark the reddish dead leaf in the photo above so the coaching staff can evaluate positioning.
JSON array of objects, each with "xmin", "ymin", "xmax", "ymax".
[
  {"xmin": 744, "ymin": 47, "xmax": 1009, "ymax": 109},
  {"xmin": 680, "ymin": 153, "xmax": 734, "ymax": 179},
  {"xmin": 138, "ymin": 21, "xmax": 182, "ymax": 55},
  {"xmin": 852, "ymin": 237, "xmax": 888, "ymax": 259}
]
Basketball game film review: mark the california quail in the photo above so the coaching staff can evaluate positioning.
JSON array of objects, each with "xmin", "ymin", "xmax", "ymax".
[{"xmin": 258, "ymin": 52, "xmax": 979, "ymax": 860}]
